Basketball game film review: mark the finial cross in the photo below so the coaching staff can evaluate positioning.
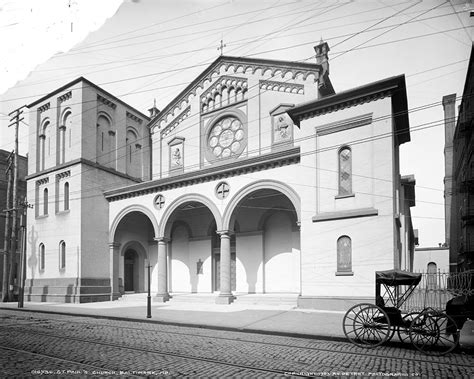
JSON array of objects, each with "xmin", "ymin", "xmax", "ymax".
[{"xmin": 217, "ymin": 39, "xmax": 226, "ymax": 56}]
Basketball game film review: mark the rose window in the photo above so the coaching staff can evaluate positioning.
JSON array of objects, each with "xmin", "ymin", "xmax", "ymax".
[{"xmin": 208, "ymin": 117, "xmax": 244, "ymax": 159}]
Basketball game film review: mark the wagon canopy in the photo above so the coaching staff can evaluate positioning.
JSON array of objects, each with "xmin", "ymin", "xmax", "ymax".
[{"xmin": 376, "ymin": 269, "xmax": 422, "ymax": 286}]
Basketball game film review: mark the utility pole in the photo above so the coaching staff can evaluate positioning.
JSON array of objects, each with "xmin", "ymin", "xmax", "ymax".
[
  {"xmin": 6, "ymin": 106, "xmax": 24, "ymax": 302},
  {"xmin": 18, "ymin": 197, "xmax": 33, "ymax": 308},
  {"xmin": 1, "ymin": 151, "xmax": 13, "ymax": 302}
]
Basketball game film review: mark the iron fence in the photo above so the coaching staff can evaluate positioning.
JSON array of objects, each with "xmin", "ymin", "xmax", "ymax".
[{"xmin": 400, "ymin": 270, "xmax": 474, "ymax": 313}]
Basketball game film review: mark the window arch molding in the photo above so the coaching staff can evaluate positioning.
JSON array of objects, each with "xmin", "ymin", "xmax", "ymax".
[
  {"xmin": 60, "ymin": 108, "xmax": 72, "ymax": 124},
  {"xmin": 337, "ymin": 145, "xmax": 353, "ymax": 197},
  {"xmin": 97, "ymin": 111, "xmax": 113, "ymax": 125}
]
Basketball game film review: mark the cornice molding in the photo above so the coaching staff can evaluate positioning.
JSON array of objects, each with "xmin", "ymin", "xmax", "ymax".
[
  {"xmin": 105, "ymin": 147, "xmax": 300, "ymax": 202},
  {"xmin": 36, "ymin": 177, "xmax": 49, "ymax": 185},
  {"xmin": 38, "ymin": 103, "xmax": 50, "ymax": 113},
  {"xmin": 316, "ymin": 113, "xmax": 373, "ymax": 136},
  {"xmin": 159, "ymin": 106, "xmax": 191, "ymax": 137},
  {"xmin": 58, "ymin": 91, "xmax": 72, "ymax": 103},
  {"xmin": 260, "ymin": 79, "xmax": 304, "ymax": 95},
  {"xmin": 26, "ymin": 158, "xmax": 142, "ymax": 183},
  {"xmin": 126, "ymin": 111, "xmax": 143, "ymax": 124},
  {"xmin": 97, "ymin": 94, "xmax": 117, "ymax": 110},
  {"xmin": 56, "ymin": 170, "xmax": 71, "ymax": 180}
]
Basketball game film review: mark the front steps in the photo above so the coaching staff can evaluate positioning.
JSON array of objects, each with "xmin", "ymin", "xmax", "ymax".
[{"xmin": 118, "ymin": 292, "xmax": 298, "ymax": 307}]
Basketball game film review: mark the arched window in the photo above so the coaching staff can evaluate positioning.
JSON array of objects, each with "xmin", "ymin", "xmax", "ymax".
[
  {"xmin": 337, "ymin": 236, "xmax": 352, "ymax": 273},
  {"xmin": 43, "ymin": 188, "xmax": 48, "ymax": 215},
  {"xmin": 39, "ymin": 121, "xmax": 50, "ymax": 171},
  {"xmin": 64, "ymin": 182, "xmax": 69, "ymax": 211},
  {"xmin": 96, "ymin": 114, "xmax": 112, "ymax": 167},
  {"xmin": 59, "ymin": 241, "xmax": 66, "ymax": 269},
  {"xmin": 39, "ymin": 243, "xmax": 45, "ymax": 271},
  {"xmin": 126, "ymin": 129, "xmax": 140, "ymax": 178},
  {"xmin": 60, "ymin": 111, "xmax": 72, "ymax": 164},
  {"xmin": 427, "ymin": 262, "xmax": 437, "ymax": 289},
  {"xmin": 338, "ymin": 146, "xmax": 352, "ymax": 196}
]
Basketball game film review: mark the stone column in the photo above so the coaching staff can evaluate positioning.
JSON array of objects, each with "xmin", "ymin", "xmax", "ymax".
[
  {"xmin": 109, "ymin": 242, "xmax": 120, "ymax": 301},
  {"xmin": 216, "ymin": 230, "xmax": 234, "ymax": 304},
  {"xmin": 155, "ymin": 237, "xmax": 170, "ymax": 302}
]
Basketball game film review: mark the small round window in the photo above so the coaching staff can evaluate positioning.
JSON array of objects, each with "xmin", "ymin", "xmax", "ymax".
[{"xmin": 208, "ymin": 116, "xmax": 244, "ymax": 159}]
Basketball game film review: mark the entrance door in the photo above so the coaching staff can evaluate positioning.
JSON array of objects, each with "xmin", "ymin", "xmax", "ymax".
[
  {"xmin": 124, "ymin": 250, "xmax": 137, "ymax": 292},
  {"xmin": 213, "ymin": 249, "xmax": 236, "ymax": 291}
]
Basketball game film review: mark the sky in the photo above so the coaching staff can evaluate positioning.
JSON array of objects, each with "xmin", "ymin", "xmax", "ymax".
[{"xmin": 0, "ymin": 0, "xmax": 472, "ymax": 248}]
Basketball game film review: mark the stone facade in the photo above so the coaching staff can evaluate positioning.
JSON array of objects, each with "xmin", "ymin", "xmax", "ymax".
[{"xmin": 25, "ymin": 43, "xmax": 416, "ymax": 309}]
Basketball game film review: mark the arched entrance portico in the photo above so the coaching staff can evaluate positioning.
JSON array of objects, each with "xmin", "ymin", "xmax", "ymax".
[
  {"xmin": 109, "ymin": 206, "xmax": 158, "ymax": 300},
  {"xmin": 158, "ymin": 194, "xmax": 222, "ymax": 299},
  {"xmin": 222, "ymin": 180, "xmax": 301, "ymax": 295}
]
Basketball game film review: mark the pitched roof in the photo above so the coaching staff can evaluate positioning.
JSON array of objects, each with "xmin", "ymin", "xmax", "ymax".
[
  {"xmin": 148, "ymin": 55, "xmax": 326, "ymax": 128},
  {"xmin": 27, "ymin": 77, "xmax": 150, "ymax": 120}
]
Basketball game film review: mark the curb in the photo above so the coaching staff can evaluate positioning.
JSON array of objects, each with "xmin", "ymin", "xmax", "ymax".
[{"xmin": 0, "ymin": 306, "xmax": 348, "ymax": 343}]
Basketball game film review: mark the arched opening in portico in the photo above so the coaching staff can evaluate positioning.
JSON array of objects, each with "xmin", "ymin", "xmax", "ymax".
[
  {"xmin": 110, "ymin": 210, "xmax": 157, "ymax": 297},
  {"xmin": 164, "ymin": 201, "xmax": 219, "ymax": 294},
  {"xmin": 225, "ymin": 187, "xmax": 301, "ymax": 294}
]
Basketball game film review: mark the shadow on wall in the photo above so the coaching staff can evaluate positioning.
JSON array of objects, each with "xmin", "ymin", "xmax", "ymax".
[{"xmin": 27, "ymin": 225, "xmax": 38, "ymax": 279}]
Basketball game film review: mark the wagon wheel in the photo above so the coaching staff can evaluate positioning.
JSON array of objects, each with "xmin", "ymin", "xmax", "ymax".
[
  {"xmin": 343, "ymin": 303, "xmax": 391, "ymax": 348},
  {"xmin": 397, "ymin": 312, "xmax": 419, "ymax": 344},
  {"xmin": 410, "ymin": 311, "xmax": 460, "ymax": 356}
]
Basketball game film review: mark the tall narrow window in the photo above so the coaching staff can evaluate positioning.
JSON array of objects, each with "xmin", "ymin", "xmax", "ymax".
[
  {"xmin": 39, "ymin": 243, "xmax": 45, "ymax": 271},
  {"xmin": 43, "ymin": 188, "xmax": 48, "ymax": 215},
  {"xmin": 59, "ymin": 241, "xmax": 66, "ymax": 269},
  {"xmin": 338, "ymin": 146, "xmax": 352, "ymax": 196},
  {"xmin": 64, "ymin": 182, "xmax": 69, "ymax": 211},
  {"xmin": 337, "ymin": 236, "xmax": 352, "ymax": 274},
  {"xmin": 427, "ymin": 262, "xmax": 437, "ymax": 289}
]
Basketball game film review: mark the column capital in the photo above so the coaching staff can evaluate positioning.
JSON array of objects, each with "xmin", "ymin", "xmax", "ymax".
[
  {"xmin": 109, "ymin": 242, "xmax": 121, "ymax": 249},
  {"xmin": 216, "ymin": 230, "xmax": 234, "ymax": 237},
  {"xmin": 154, "ymin": 236, "xmax": 170, "ymax": 243}
]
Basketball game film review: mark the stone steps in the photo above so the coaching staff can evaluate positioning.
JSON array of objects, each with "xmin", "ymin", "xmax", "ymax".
[{"xmin": 118, "ymin": 292, "xmax": 298, "ymax": 306}]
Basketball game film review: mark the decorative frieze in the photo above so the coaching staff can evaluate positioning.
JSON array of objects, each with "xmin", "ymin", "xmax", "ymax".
[
  {"xmin": 161, "ymin": 106, "xmax": 191, "ymax": 137},
  {"xmin": 126, "ymin": 111, "xmax": 143, "ymax": 124},
  {"xmin": 58, "ymin": 91, "xmax": 72, "ymax": 103},
  {"xmin": 56, "ymin": 170, "xmax": 71, "ymax": 180},
  {"xmin": 36, "ymin": 177, "xmax": 49, "ymax": 185},
  {"xmin": 38, "ymin": 103, "xmax": 50, "ymax": 113},
  {"xmin": 260, "ymin": 80, "xmax": 304, "ymax": 95},
  {"xmin": 97, "ymin": 94, "xmax": 117, "ymax": 109}
]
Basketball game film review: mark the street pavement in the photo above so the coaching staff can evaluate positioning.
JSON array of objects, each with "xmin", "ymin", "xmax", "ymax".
[
  {"xmin": 0, "ymin": 308, "xmax": 473, "ymax": 378},
  {"xmin": 0, "ymin": 295, "xmax": 345, "ymax": 340}
]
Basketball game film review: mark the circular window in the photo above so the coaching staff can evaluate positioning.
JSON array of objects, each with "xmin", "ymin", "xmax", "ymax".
[{"xmin": 208, "ymin": 116, "xmax": 245, "ymax": 160}]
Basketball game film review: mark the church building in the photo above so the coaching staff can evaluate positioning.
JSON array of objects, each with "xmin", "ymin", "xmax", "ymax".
[{"xmin": 24, "ymin": 42, "xmax": 416, "ymax": 310}]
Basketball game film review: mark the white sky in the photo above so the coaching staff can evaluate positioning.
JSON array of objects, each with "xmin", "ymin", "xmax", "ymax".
[{"xmin": 0, "ymin": 0, "xmax": 472, "ymax": 247}]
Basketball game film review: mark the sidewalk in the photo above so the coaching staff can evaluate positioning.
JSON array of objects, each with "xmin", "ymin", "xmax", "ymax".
[{"xmin": 0, "ymin": 298, "xmax": 346, "ymax": 341}]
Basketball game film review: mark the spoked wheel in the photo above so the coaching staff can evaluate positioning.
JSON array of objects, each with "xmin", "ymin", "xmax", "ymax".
[
  {"xmin": 409, "ymin": 310, "xmax": 459, "ymax": 355},
  {"xmin": 343, "ymin": 303, "xmax": 392, "ymax": 347},
  {"xmin": 397, "ymin": 312, "xmax": 419, "ymax": 344}
]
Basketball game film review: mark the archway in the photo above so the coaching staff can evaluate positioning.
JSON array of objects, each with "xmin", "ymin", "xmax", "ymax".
[
  {"xmin": 110, "ymin": 209, "xmax": 157, "ymax": 297},
  {"xmin": 224, "ymin": 185, "xmax": 301, "ymax": 294},
  {"xmin": 160, "ymin": 196, "xmax": 220, "ymax": 294}
]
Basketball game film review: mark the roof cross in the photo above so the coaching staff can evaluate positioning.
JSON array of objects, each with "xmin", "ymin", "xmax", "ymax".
[{"xmin": 217, "ymin": 39, "xmax": 226, "ymax": 56}]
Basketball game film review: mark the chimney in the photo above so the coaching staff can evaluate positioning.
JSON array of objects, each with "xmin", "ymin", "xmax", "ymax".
[
  {"xmin": 442, "ymin": 93, "xmax": 456, "ymax": 247},
  {"xmin": 148, "ymin": 99, "xmax": 160, "ymax": 119},
  {"xmin": 314, "ymin": 39, "xmax": 330, "ymax": 76}
]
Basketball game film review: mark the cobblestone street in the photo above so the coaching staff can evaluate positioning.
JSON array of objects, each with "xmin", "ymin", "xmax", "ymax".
[{"xmin": 0, "ymin": 310, "xmax": 473, "ymax": 378}]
